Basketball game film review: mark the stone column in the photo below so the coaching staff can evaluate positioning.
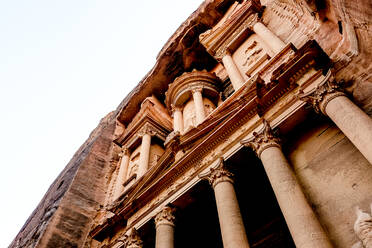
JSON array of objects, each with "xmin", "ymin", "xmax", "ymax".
[
  {"xmin": 137, "ymin": 126, "xmax": 153, "ymax": 178},
  {"xmin": 172, "ymin": 105, "xmax": 184, "ymax": 133},
  {"xmin": 241, "ymin": 120, "xmax": 333, "ymax": 248},
  {"xmin": 124, "ymin": 228, "xmax": 143, "ymax": 248},
  {"xmin": 221, "ymin": 52, "xmax": 245, "ymax": 90},
  {"xmin": 299, "ymin": 80, "xmax": 372, "ymax": 164},
  {"xmin": 155, "ymin": 206, "xmax": 176, "ymax": 248},
  {"xmin": 252, "ymin": 22, "xmax": 286, "ymax": 54},
  {"xmin": 192, "ymin": 88, "xmax": 206, "ymax": 125},
  {"xmin": 200, "ymin": 158, "xmax": 250, "ymax": 248},
  {"xmin": 113, "ymin": 147, "xmax": 130, "ymax": 200}
]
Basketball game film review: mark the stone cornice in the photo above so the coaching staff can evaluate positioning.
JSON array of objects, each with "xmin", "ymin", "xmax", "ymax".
[
  {"xmin": 115, "ymin": 96, "xmax": 172, "ymax": 147},
  {"xmin": 117, "ymin": 117, "xmax": 170, "ymax": 151},
  {"xmin": 241, "ymin": 119, "xmax": 281, "ymax": 158},
  {"xmin": 256, "ymin": 40, "xmax": 331, "ymax": 116}
]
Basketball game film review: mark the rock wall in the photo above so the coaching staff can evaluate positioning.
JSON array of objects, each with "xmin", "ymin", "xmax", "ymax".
[{"xmin": 9, "ymin": 113, "xmax": 117, "ymax": 248}]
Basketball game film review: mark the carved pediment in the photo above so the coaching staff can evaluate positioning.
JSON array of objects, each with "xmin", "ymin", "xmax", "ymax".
[
  {"xmin": 199, "ymin": 0, "xmax": 263, "ymax": 60},
  {"xmin": 115, "ymin": 96, "xmax": 172, "ymax": 148}
]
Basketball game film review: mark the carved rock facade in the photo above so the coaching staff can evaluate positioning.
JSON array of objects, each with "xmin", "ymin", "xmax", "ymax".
[{"xmin": 9, "ymin": 0, "xmax": 372, "ymax": 248}]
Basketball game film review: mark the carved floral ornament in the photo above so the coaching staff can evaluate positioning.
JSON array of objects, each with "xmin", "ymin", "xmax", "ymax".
[
  {"xmin": 241, "ymin": 119, "xmax": 281, "ymax": 158},
  {"xmin": 123, "ymin": 228, "xmax": 143, "ymax": 248},
  {"xmin": 137, "ymin": 124, "xmax": 158, "ymax": 138},
  {"xmin": 154, "ymin": 206, "xmax": 176, "ymax": 227},
  {"xmin": 199, "ymin": 158, "xmax": 234, "ymax": 188},
  {"xmin": 297, "ymin": 78, "xmax": 346, "ymax": 115}
]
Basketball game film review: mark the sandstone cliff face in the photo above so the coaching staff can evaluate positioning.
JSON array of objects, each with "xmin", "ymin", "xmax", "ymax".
[{"xmin": 9, "ymin": 113, "xmax": 117, "ymax": 248}]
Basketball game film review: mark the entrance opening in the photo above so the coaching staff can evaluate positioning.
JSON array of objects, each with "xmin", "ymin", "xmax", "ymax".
[{"xmin": 226, "ymin": 146, "xmax": 295, "ymax": 247}]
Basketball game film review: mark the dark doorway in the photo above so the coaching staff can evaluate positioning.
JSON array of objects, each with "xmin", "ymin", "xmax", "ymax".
[{"xmin": 226, "ymin": 146, "xmax": 295, "ymax": 247}]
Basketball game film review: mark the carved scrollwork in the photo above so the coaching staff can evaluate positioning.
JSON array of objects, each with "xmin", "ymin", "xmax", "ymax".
[
  {"xmin": 354, "ymin": 206, "xmax": 372, "ymax": 248},
  {"xmin": 137, "ymin": 124, "xmax": 158, "ymax": 138},
  {"xmin": 154, "ymin": 206, "xmax": 176, "ymax": 227},
  {"xmin": 297, "ymin": 79, "xmax": 346, "ymax": 115},
  {"xmin": 241, "ymin": 119, "xmax": 281, "ymax": 158},
  {"xmin": 124, "ymin": 228, "xmax": 143, "ymax": 248},
  {"xmin": 199, "ymin": 158, "xmax": 234, "ymax": 188}
]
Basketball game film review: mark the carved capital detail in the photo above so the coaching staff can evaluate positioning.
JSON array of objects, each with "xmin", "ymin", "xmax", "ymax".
[
  {"xmin": 170, "ymin": 104, "xmax": 183, "ymax": 116},
  {"xmin": 199, "ymin": 158, "xmax": 234, "ymax": 188},
  {"xmin": 297, "ymin": 79, "xmax": 346, "ymax": 115},
  {"xmin": 124, "ymin": 228, "xmax": 143, "ymax": 248},
  {"xmin": 138, "ymin": 124, "xmax": 157, "ymax": 137},
  {"xmin": 121, "ymin": 146, "xmax": 129, "ymax": 156},
  {"xmin": 154, "ymin": 206, "xmax": 176, "ymax": 227},
  {"xmin": 191, "ymin": 87, "xmax": 203, "ymax": 94},
  {"xmin": 354, "ymin": 206, "xmax": 372, "ymax": 248},
  {"xmin": 241, "ymin": 119, "xmax": 281, "ymax": 158}
]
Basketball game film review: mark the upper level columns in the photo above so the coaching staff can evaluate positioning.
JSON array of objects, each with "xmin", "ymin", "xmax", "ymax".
[
  {"xmin": 201, "ymin": 159, "xmax": 250, "ymax": 248},
  {"xmin": 171, "ymin": 105, "xmax": 183, "ymax": 133},
  {"xmin": 137, "ymin": 126, "xmax": 154, "ymax": 178},
  {"xmin": 299, "ymin": 80, "xmax": 372, "ymax": 164},
  {"xmin": 252, "ymin": 22, "xmax": 286, "ymax": 54},
  {"xmin": 113, "ymin": 147, "xmax": 130, "ymax": 200},
  {"xmin": 241, "ymin": 120, "xmax": 333, "ymax": 248},
  {"xmin": 155, "ymin": 206, "xmax": 176, "ymax": 248},
  {"xmin": 221, "ymin": 52, "xmax": 245, "ymax": 90},
  {"xmin": 192, "ymin": 88, "xmax": 207, "ymax": 125}
]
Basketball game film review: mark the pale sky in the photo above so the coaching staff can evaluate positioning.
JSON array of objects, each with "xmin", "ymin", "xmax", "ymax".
[{"xmin": 0, "ymin": 0, "xmax": 202, "ymax": 246}]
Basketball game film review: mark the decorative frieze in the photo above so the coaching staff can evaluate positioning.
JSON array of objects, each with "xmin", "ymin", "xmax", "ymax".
[
  {"xmin": 241, "ymin": 119, "xmax": 280, "ymax": 158},
  {"xmin": 154, "ymin": 206, "xmax": 176, "ymax": 227},
  {"xmin": 297, "ymin": 79, "xmax": 346, "ymax": 115}
]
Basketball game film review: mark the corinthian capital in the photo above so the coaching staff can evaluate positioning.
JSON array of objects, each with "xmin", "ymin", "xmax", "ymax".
[
  {"xmin": 138, "ymin": 124, "xmax": 157, "ymax": 137},
  {"xmin": 124, "ymin": 228, "xmax": 143, "ymax": 248},
  {"xmin": 241, "ymin": 119, "xmax": 281, "ymax": 158},
  {"xmin": 199, "ymin": 158, "xmax": 234, "ymax": 188},
  {"xmin": 154, "ymin": 206, "xmax": 176, "ymax": 227},
  {"xmin": 297, "ymin": 79, "xmax": 346, "ymax": 115}
]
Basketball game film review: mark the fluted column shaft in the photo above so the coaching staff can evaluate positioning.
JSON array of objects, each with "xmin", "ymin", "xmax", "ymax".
[
  {"xmin": 172, "ymin": 106, "xmax": 184, "ymax": 133},
  {"xmin": 252, "ymin": 22, "xmax": 285, "ymax": 54},
  {"xmin": 155, "ymin": 207, "xmax": 176, "ymax": 248},
  {"xmin": 192, "ymin": 88, "xmax": 206, "ymax": 125},
  {"xmin": 113, "ymin": 148, "xmax": 130, "ymax": 200},
  {"xmin": 242, "ymin": 121, "xmax": 333, "ymax": 248},
  {"xmin": 137, "ymin": 132, "xmax": 151, "ymax": 178},
  {"xmin": 299, "ymin": 80, "xmax": 372, "ymax": 164},
  {"xmin": 222, "ymin": 52, "xmax": 245, "ymax": 90},
  {"xmin": 201, "ymin": 160, "xmax": 250, "ymax": 248}
]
